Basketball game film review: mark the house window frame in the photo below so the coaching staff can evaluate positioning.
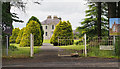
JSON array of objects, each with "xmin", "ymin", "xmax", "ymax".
[
  {"xmin": 45, "ymin": 32, "xmax": 47, "ymax": 36},
  {"xmin": 45, "ymin": 26, "xmax": 47, "ymax": 29},
  {"xmin": 52, "ymin": 25, "xmax": 54, "ymax": 29}
]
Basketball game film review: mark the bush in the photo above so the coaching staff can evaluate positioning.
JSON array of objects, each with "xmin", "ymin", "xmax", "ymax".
[
  {"xmin": 16, "ymin": 27, "xmax": 25, "ymax": 44},
  {"xmin": 10, "ymin": 28, "xmax": 20, "ymax": 43},
  {"xmin": 75, "ymin": 40, "xmax": 83, "ymax": 45},
  {"xmin": 27, "ymin": 16, "xmax": 44, "ymax": 43},
  {"xmin": 9, "ymin": 45, "xmax": 18, "ymax": 51},
  {"xmin": 50, "ymin": 21, "xmax": 74, "ymax": 46},
  {"xmin": 19, "ymin": 20, "xmax": 42, "ymax": 47},
  {"xmin": 115, "ymin": 37, "xmax": 120, "ymax": 56}
]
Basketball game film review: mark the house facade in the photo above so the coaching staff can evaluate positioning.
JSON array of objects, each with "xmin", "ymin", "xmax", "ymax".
[
  {"xmin": 41, "ymin": 16, "xmax": 60, "ymax": 39},
  {"xmin": 111, "ymin": 21, "xmax": 120, "ymax": 33}
]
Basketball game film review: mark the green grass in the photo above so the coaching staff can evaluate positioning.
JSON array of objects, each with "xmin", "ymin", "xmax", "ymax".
[
  {"xmin": 87, "ymin": 46, "xmax": 118, "ymax": 58},
  {"xmin": 57, "ymin": 45, "xmax": 84, "ymax": 50},
  {"xmin": 110, "ymin": 32, "xmax": 120, "ymax": 35},
  {"xmin": 2, "ymin": 43, "xmax": 41, "ymax": 58},
  {"xmin": 43, "ymin": 39, "xmax": 50, "ymax": 43}
]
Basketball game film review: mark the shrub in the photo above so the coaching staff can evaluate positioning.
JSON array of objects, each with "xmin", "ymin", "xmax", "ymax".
[
  {"xmin": 115, "ymin": 37, "xmax": 120, "ymax": 56},
  {"xmin": 27, "ymin": 16, "xmax": 44, "ymax": 43},
  {"xmin": 19, "ymin": 20, "xmax": 42, "ymax": 47},
  {"xmin": 9, "ymin": 45, "xmax": 18, "ymax": 51},
  {"xmin": 75, "ymin": 40, "xmax": 83, "ymax": 45},
  {"xmin": 50, "ymin": 21, "xmax": 74, "ymax": 46},
  {"xmin": 10, "ymin": 28, "xmax": 20, "ymax": 43},
  {"xmin": 16, "ymin": 27, "xmax": 25, "ymax": 44}
]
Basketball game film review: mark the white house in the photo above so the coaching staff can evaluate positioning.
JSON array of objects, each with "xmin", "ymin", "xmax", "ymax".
[{"xmin": 41, "ymin": 16, "xmax": 61, "ymax": 39}]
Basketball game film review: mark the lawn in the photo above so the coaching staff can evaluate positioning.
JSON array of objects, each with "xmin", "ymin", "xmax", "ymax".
[
  {"xmin": 57, "ymin": 40, "xmax": 85, "ymax": 50},
  {"xmin": 43, "ymin": 39, "xmax": 50, "ymax": 43},
  {"xmin": 2, "ymin": 43, "xmax": 41, "ymax": 58},
  {"xmin": 57, "ymin": 45, "xmax": 84, "ymax": 50},
  {"xmin": 87, "ymin": 46, "xmax": 118, "ymax": 58}
]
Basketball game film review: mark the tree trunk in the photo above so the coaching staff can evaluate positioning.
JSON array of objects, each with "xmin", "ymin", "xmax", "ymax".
[
  {"xmin": 108, "ymin": 2, "xmax": 117, "ymax": 18},
  {"xmin": 107, "ymin": 2, "xmax": 117, "ymax": 36},
  {"xmin": 97, "ymin": 2, "xmax": 101, "ymax": 37},
  {"xmin": 118, "ymin": 2, "xmax": 120, "ymax": 17}
]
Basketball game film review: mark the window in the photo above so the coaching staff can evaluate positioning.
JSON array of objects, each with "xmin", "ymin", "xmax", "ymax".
[
  {"xmin": 45, "ymin": 26, "xmax": 47, "ymax": 29},
  {"xmin": 113, "ymin": 26, "xmax": 115, "ymax": 32},
  {"xmin": 45, "ymin": 32, "xmax": 47, "ymax": 36},
  {"xmin": 52, "ymin": 25, "xmax": 54, "ymax": 29}
]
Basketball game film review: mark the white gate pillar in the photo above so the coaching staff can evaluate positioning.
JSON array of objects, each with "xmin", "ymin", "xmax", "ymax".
[
  {"xmin": 30, "ymin": 33, "xmax": 34, "ymax": 57},
  {"xmin": 84, "ymin": 34, "xmax": 87, "ymax": 57}
]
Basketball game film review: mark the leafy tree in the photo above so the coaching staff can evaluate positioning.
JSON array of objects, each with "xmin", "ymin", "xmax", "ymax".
[
  {"xmin": 19, "ymin": 20, "xmax": 42, "ymax": 47},
  {"xmin": 16, "ymin": 27, "xmax": 25, "ymax": 44},
  {"xmin": 50, "ymin": 21, "xmax": 74, "ymax": 46},
  {"xmin": 10, "ymin": 28, "xmax": 20, "ymax": 43},
  {"xmin": 27, "ymin": 16, "xmax": 44, "ymax": 43},
  {"xmin": 76, "ymin": 2, "xmax": 108, "ymax": 38}
]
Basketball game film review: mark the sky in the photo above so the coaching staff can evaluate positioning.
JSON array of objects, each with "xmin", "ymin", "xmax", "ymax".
[
  {"xmin": 109, "ymin": 18, "xmax": 120, "ymax": 28},
  {"xmin": 11, "ymin": 0, "xmax": 88, "ymax": 30}
]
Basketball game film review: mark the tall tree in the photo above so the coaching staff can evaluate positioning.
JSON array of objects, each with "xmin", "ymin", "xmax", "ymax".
[
  {"xmin": 20, "ymin": 20, "xmax": 42, "ymax": 47},
  {"xmin": 27, "ymin": 16, "xmax": 44, "ymax": 43},
  {"xmin": 76, "ymin": 2, "xmax": 108, "ymax": 38},
  {"xmin": 118, "ymin": 2, "xmax": 120, "ymax": 17},
  {"xmin": 50, "ymin": 21, "xmax": 74, "ymax": 46},
  {"xmin": 97, "ymin": 2, "xmax": 101, "ymax": 37}
]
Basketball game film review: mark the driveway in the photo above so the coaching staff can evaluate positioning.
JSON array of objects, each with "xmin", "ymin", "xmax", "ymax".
[{"xmin": 2, "ymin": 43, "xmax": 119, "ymax": 68}]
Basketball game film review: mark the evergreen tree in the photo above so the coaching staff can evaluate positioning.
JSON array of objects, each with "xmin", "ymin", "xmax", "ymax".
[
  {"xmin": 16, "ymin": 27, "xmax": 25, "ymax": 44},
  {"xmin": 10, "ymin": 28, "xmax": 20, "ymax": 43},
  {"xmin": 50, "ymin": 21, "xmax": 74, "ymax": 46},
  {"xmin": 27, "ymin": 16, "xmax": 44, "ymax": 43},
  {"xmin": 19, "ymin": 20, "xmax": 42, "ymax": 47},
  {"xmin": 76, "ymin": 2, "xmax": 108, "ymax": 38}
]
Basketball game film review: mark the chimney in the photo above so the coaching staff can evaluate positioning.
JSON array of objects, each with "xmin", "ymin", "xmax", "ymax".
[
  {"xmin": 53, "ymin": 16, "xmax": 58, "ymax": 19},
  {"xmin": 47, "ymin": 15, "xmax": 52, "ymax": 19}
]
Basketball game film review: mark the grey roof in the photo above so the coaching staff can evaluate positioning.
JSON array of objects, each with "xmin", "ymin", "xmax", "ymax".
[{"xmin": 41, "ymin": 16, "xmax": 60, "ymax": 25}]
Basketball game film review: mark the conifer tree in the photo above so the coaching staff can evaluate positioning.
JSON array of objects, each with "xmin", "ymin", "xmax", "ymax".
[
  {"xmin": 20, "ymin": 20, "xmax": 42, "ymax": 47},
  {"xmin": 50, "ymin": 21, "xmax": 74, "ymax": 46},
  {"xmin": 10, "ymin": 28, "xmax": 20, "ymax": 43},
  {"xmin": 16, "ymin": 27, "xmax": 25, "ymax": 44}
]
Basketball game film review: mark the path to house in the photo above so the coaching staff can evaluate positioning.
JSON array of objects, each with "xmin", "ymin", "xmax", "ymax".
[{"xmin": 2, "ymin": 43, "xmax": 119, "ymax": 68}]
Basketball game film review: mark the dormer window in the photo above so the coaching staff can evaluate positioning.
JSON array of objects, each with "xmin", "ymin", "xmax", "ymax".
[{"xmin": 52, "ymin": 25, "xmax": 54, "ymax": 29}]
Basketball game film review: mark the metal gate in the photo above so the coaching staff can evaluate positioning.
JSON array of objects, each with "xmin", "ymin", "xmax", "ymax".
[
  {"xmin": 58, "ymin": 36, "xmax": 85, "ymax": 57},
  {"xmin": 58, "ymin": 35, "xmax": 120, "ymax": 58},
  {"xmin": 87, "ymin": 36, "xmax": 120, "ymax": 58}
]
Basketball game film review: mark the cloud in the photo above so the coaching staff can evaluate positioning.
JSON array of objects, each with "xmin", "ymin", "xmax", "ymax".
[{"xmin": 11, "ymin": 0, "xmax": 88, "ymax": 30}]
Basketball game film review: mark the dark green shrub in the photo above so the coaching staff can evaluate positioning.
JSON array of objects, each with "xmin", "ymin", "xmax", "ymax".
[
  {"xmin": 75, "ymin": 40, "xmax": 83, "ymax": 45},
  {"xmin": 9, "ymin": 45, "xmax": 18, "ymax": 51},
  {"xmin": 115, "ymin": 37, "xmax": 120, "ymax": 56},
  {"xmin": 50, "ymin": 21, "xmax": 74, "ymax": 46}
]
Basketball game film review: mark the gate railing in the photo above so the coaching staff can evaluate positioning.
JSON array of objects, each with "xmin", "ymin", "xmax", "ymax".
[
  {"xmin": 58, "ymin": 36, "xmax": 84, "ymax": 57},
  {"xmin": 87, "ymin": 36, "xmax": 120, "ymax": 58}
]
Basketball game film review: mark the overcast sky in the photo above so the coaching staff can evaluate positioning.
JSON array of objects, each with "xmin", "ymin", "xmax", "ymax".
[{"xmin": 11, "ymin": 0, "xmax": 88, "ymax": 30}]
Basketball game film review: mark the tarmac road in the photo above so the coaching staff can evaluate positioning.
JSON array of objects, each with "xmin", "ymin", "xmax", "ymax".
[{"xmin": 2, "ymin": 43, "xmax": 120, "ymax": 68}]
